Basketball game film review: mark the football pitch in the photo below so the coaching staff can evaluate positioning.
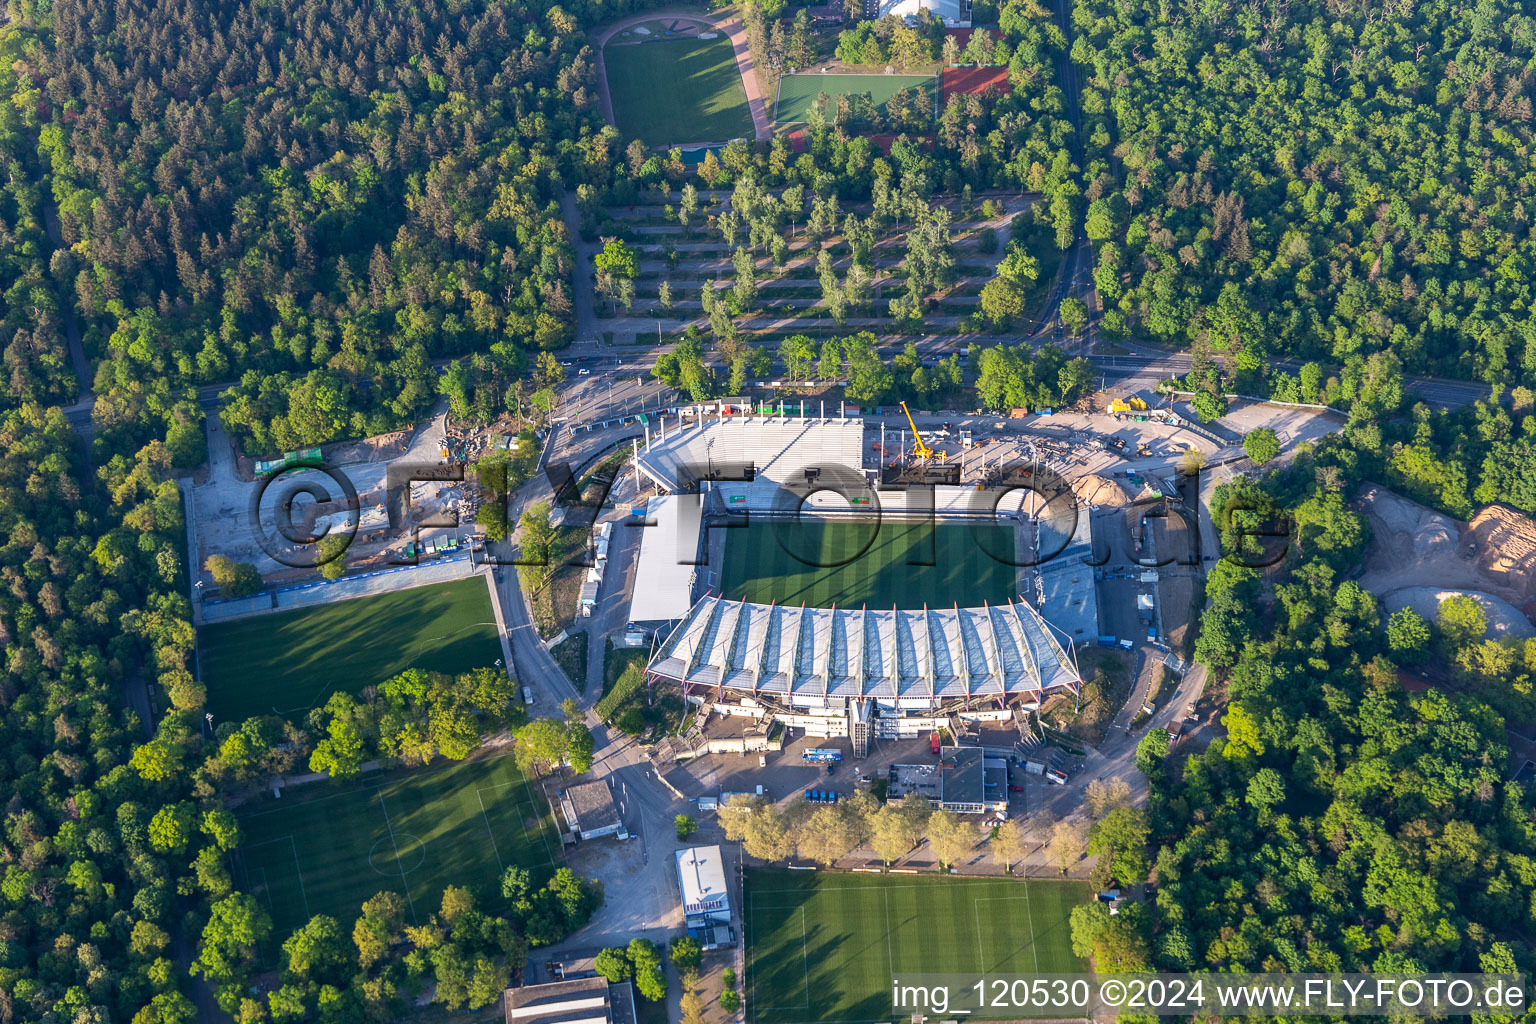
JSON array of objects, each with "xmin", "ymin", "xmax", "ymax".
[
  {"xmin": 200, "ymin": 577, "xmax": 502, "ymax": 722},
  {"xmin": 233, "ymin": 754, "xmax": 559, "ymax": 934},
  {"xmin": 773, "ymin": 73, "xmax": 935, "ymax": 124},
  {"xmin": 745, "ymin": 869, "xmax": 1088, "ymax": 1024},
  {"xmin": 720, "ymin": 520, "xmax": 1020, "ymax": 609},
  {"xmin": 605, "ymin": 34, "xmax": 754, "ymax": 145}
]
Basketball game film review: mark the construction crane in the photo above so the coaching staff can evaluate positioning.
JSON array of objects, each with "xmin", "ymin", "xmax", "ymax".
[{"xmin": 900, "ymin": 401, "xmax": 937, "ymax": 462}]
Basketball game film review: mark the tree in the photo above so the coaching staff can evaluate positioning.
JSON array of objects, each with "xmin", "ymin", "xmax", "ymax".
[
  {"xmin": 680, "ymin": 984, "xmax": 706, "ymax": 1024},
  {"xmin": 798, "ymin": 803, "xmax": 860, "ymax": 866},
  {"xmin": 1058, "ymin": 296, "xmax": 1088, "ymax": 335},
  {"xmin": 871, "ymin": 799, "xmax": 928, "ymax": 864},
  {"xmin": 675, "ymin": 814, "xmax": 698, "ymax": 840},
  {"xmin": 534, "ymin": 351, "xmax": 567, "ymax": 390},
  {"xmin": 979, "ymin": 277, "xmax": 1026, "ymax": 327},
  {"xmin": 193, "ymin": 894, "xmax": 273, "ymax": 983},
  {"xmin": 1189, "ymin": 391, "xmax": 1228, "ymax": 423},
  {"xmin": 317, "ymin": 532, "xmax": 350, "ymax": 580},
  {"xmin": 1134, "ymin": 729, "xmax": 1170, "ymax": 780},
  {"xmin": 1084, "ymin": 777, "xmax": 1130, "ymax": 818},
  {"xmin": 563, "ymin": 700, "xmax": 594, "ymax": 773},
  {"xmin": 1050, "ymin": 819, "xmax": 1087, "ymax": 875},
  {"xmin": 1176, "ymin": 446, "xmax": 1208, "ymax": 475},
  {"xmin": 780, "ymin": 334, "xmax": 817, "ymax": 380},
  {"xmin": 991, "ymin": 818, "xmax": 1028, "ymax": 873},
  {"xmin": 594, "ymin": 239, "xmax": 639, "ymax": 279},
  {"xmin": 595, "ymin": 947, "xmax": 632, "ymax": 982},
  {"xmin": 1387, "ymin": 607, "xmax": 1432, "ymax": 664},
  {"xmin": 1437, "ymin": 594, "xmax": 1487, "ymax": 652},
  {"xmin": 281, "ymin": 915, "xmax": 350, "ymax": 985},
  {"xmin": 514, "ymin": 718, "xmax": 569, "ymax": 776},
  {"xmin": 629, "ymin": 938, "xmax": 667, "ymax": 1002},
  {"xmin": 205, "ymin": 554, "xmax": 262, "ymax": 597},
  {"xmin": 1242, "ymin": 427, "xmax": 1282, "ymax": 465},
  {"xmin": 519, "ymin": 501, "xmax": 557, "ymax": 568},
  {"xmin": 669, "ymin": 935, "xmax": 703, "ymax": 972},
  {"xmin": 927, "ymin": 809, "xmax": 978, "ymax": 870},
  {"xmin": 658, "ymin": 280, "xmax": 673, "ymax": 311},
  {"xmin": 1087, "ymin": 806, "xmax": 1150, "ymax": 888}
]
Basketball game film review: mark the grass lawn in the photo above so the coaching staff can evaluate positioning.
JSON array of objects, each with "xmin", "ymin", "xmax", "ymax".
[
  {"xmin": 200, "ymin": 577, "xmax": 501, "ymax": 722},
  {"xmin": 233, "ymin": 753, "xmax": 559, "ymax": 935},
  {"xmin": 744, "ymin": 869, "xmax": 1088, "ymax": 1024},
  {"xmin": 773, "ymin": 73, "xmax": 935, "ymax": 124},
  {"xmin": 605, "ymin": 35, "xmax": 754, "ymax": 145},
  {"xmin": 721, "ymin": 520, "xmax": 1021, "ymax": 609}
]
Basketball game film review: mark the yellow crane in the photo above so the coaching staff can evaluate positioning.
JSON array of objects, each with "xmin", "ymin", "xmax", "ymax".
[{"xmin": 900, "ymin": 401, "xmax": 937, "ymax": 462}]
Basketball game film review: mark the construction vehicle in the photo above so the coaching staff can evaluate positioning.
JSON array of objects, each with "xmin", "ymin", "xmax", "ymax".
[
  {"xmin": 900, "ymin": 401, "xmax": 937, "ymax": 461},
  {"xmin": 1136, "ymin": 442, "xmax": 1154, "ymax": 457}
]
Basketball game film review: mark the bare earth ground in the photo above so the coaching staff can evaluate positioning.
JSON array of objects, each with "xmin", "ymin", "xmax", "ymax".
[{"xmin": 1354, "ymin": 483, "xmax": 1536, "ymax": 636}]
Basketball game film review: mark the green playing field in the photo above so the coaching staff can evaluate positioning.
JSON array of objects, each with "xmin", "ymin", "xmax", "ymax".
[
  {"xmin": 744, "ymin": 869, "xmax": 1088, "ymax": 1024},
  {"xmin": 200, "ymin": 577, "xmax": 502, "ymax": 722},
  {"xmin": 605, "ymin": 33, "xmax": 754, "ymax": 145},
  {"xmin": 233, "ymin": 754, "xmax": 559, "ymax": 935},
  {"xmin": 773, "ymin": 72, "xmax": 936, "ymax": 124},
  {"xmin": 720, "ymin": 519, "xmax": 1021, "ymax": 609}
]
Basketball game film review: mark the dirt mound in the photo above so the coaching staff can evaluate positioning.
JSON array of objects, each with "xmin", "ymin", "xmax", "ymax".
[
  {"xmin": 1468, "ymin": 504, "xmax": 1536, "ymax": 599},
  {"xmin": 1358, "ymin": 484, "xmax": 1459, "ymax": 564},
  {"xmin": 1072, "ymin": 473, "xmax": 1130, "ymax": 508}
]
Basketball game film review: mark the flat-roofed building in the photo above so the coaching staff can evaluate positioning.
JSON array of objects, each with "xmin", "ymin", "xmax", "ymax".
[
  {"xmin": 676, "ymin": 845, "xmax": 735, "ymax": 948},
  {"xmin": 559, "ymin": 780, "xmax": 625, "ymax": 841},
  {"xmin": 504, "ymin": 976, "xmax": 636, "ymax": 1024}
]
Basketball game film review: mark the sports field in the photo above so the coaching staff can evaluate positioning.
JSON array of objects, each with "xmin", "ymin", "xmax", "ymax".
[
  {"xmin": 233, "ymin": 753, "xmax": 559, "ymax": 934},
  {"xmin": 773, "ymin": 73, "xmax": 935, "ymax": 124},
  {"xmin": 940, "ymin": 65, "xmax": 1012, "ymax": 102},
  {"xmin": 745, "ymin": 869, "xmax": 1088, "ymax": 1024},
  {"xmin": 605, "ymin": 34, "xmax": 754, "ymax": 145},
  {"xmin": 720, "ymin": 520, "xmax": 1020, "ymax": 609},
  {"xmin": 200, "ymin": 577, "xmax": 501, "ymax": 722}
]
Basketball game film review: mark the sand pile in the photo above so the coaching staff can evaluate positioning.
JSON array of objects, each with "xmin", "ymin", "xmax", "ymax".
[
  {"xmin": 1359, "ymin": 484, "xmax": 1459, "ymax": 560},
  {"xmin": 1468, "ymin": 504, "xmax": 1536, "ymax": 599},
  {"xmin": 1072, "ymin": 473, "xmax": 1130, "ymax": 508}
]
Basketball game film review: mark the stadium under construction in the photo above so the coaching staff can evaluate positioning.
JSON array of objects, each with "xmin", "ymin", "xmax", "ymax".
[{"xmin": 629, "ymin": 405, "xmax": 1098, "ymax": 752}]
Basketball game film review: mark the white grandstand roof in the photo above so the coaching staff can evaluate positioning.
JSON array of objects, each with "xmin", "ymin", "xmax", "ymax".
[
  {"xmin": 636, "ymin": 415, "xmax": 866, "ymax": 496},
  {"xmin": 628, "ymin": 495, "xmax": 698, "ymax": 622},
  {"xmin": 648, "ymin": 594, "xmax": 1080, "ymax": 702}
]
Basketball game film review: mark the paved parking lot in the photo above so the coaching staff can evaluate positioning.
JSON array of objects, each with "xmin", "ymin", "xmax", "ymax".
[{"xmin": 666, "ymin": 730, "xmax": 942, "ymax": 807}]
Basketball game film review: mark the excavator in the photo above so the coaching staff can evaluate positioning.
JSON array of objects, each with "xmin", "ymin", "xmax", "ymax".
[{"xmin": 900, "ymin": 401, "xmax": 940, "ymax": 462}]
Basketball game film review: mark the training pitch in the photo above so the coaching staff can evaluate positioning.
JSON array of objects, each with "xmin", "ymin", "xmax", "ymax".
[
  {"xmin": 721, "ymin": 520, "xmax": 1020, "ymax": 609},
  {"xmin": 605, "ymin": 33, "xmax": 754, "ymax": 145},
  {"xmin": 233, "ymin": 754, "xmax": 559, "ymax": 934},
  {"xmin": 200, "ymin": 577, "xmax": 502, "ymax": 722},
  {"xmin": 745, "ymin": 869, "xmax": 1088, "ymax": 1024},
  {"xmin": 773, "ymin": 72, "xmax": 935, "ymax": 124}
]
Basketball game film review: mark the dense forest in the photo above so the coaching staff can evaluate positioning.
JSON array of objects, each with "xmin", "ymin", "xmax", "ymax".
[
  {"xmin": 0, "ymin": 0, "xmax": 626, "ymax": 1020},
  {"xmin": 4, "ymin": 0, "xmax": 1536, "ymax": 1018},
  {"xmin": 1106, "ymin": 423, "xmax": 1536, "ymax": 982},
  {"xmin": 25, "ymin": 0, "xmax": 602, "ymax": 462},
  {"xmin": 1070, "ymin": 0, "xmax": 1536, "ymax": 385}
]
